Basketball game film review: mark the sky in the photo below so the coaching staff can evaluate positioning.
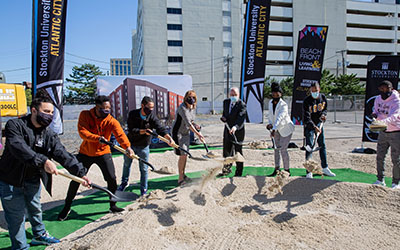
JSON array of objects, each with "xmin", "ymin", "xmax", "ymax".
[{"xmin": 0, "ymin": 0, "xmax": 137, "ymax": 84}]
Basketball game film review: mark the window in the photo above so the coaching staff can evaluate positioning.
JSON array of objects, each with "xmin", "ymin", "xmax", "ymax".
[
  {"xmin": 167, "ymin": 8, "xmax": 182, "ymax": 14},
  {"xmin": 223, "ymin": 11, "xmax": 231, "ymax": 16},
  {"xmin": 168, "ymin": 72, "xmax": 183, "ymax": 75},
  {"xmin": 168, "ymin": 40, "xmax": 183, "ymax": 46},
  {"xmin": 168, "ymin": 57, "xmax": 183, "ymax": 63},
  {"xmin": 223, "ymin": 26, "xmax": 231, "ymax": 32},
  {"xmin": 167, "ymin": 24, "xmax": 182, "ymax": 30},
  {"xmin": 223, "ymin": 42, "xmax": 232, "ymax": 48}
]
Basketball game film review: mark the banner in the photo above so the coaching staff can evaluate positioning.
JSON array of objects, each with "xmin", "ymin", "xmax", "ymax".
[
  {"xmin": 240, "ymin": 0, "xmax": 271, "ymax": 123},
  {"xmin": 362, "ymin": 56, "xmax": 400, "ymax": 142},
  {"xmin": 291, "ymin": 25, "xmax": 328, "ymax": 125},
  {"xmin": 32, "ymin": 0, "xmax": 68, "ymax": 134}
]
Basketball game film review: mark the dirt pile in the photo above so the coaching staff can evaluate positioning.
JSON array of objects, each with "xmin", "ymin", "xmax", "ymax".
[{"xmin": 48, "ymin": 176, "xmax": 400, "ymax": 250}]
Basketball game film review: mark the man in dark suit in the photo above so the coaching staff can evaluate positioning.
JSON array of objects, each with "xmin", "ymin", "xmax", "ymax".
[{"xmin": 219, "ymin": 87, "xmax": 247, "ymax": 177}]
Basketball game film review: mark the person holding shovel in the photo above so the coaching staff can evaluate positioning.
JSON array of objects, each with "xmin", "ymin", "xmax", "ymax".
[
  {"xmin": 267, "ymin": 82, "xmax": 295, "ymax": 176},
  {"xmin": 58, "ymin": 95, "xmax": 134, "ymax": 221},
  {"xmin": 371, "ymin": 80, "xmax": 400, "ymax": 189},
  {"xmin": 172, "ymin": 90, "xmax": 205, "ymax": 186},
  {"xmin": 303, "ymin": 82, "xmax": 335, "ymax": 178},
  {"xmin": 0, "ymin": 95, "xmax": 90, "ymax": 249},
  {"xmin": 118, "ymin": 96, "xmax": 174, "ymax": 195},
  {"xmin": 218, "ymin": 87, "xmax": 247, "ymax": 177}
]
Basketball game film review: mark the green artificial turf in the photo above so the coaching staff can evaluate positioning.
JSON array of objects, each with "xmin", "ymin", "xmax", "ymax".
[{"xmin": 0, "ymin": 164, "xmax": 392, "ymax": 249}]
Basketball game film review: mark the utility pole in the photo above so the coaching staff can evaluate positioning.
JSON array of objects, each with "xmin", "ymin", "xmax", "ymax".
[
  {"xmin": 336, "ymin": 49, "xmax": 347, "ymax": 75},
  {"xmin": 209, "ymin": 36, "xmax": 215, "ymax": 114},
  {"xmin": 224, "ymin": 55, "xmax": 233, "ymax": 98}
]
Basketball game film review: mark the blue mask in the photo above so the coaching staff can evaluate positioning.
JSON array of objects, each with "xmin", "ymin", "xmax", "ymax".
[
  {"xmin": 311, "ymin": 92, "xmax": 319, "ymax": 99},
  {"xmin": 230, "ymin": 96, "xmax": 238, "ymax": 103}
]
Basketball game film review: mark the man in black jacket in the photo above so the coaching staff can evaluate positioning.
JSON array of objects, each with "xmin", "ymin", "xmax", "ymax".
[
  {"xmin": 303, "ymin": 82, "xmax": 335, "ymax": 178},
  {"xmin": 0, "ymin": 96, "xmax": 90, "ymax": 249},
  {"xmin": 118, "ymin": 96, "xmax": 174, "ymax": 194},
  {"xmin": 219, "ymin": 87, "xmax": 247, "ymax": 177}
]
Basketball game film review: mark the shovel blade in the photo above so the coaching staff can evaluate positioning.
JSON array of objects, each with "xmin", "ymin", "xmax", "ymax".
[
  {"xmin": 111, "ymin": 191, "xmax": 140, "ymax": 202},
  {"xmin": 311, "ymin": 146, "xmax": 320, "ymax": 152},
  {"xmin": 305, "ymin": 145, "xmax": 313, "ymax": 152}
]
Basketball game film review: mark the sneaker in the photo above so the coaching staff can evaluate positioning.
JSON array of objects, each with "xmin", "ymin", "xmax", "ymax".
[
  {"xmin": 391, "ymin": 183, "xmax": 400, "ymax": 189},
  {"xmin": 268, "ymin": 168, "xmax": 279, "ymax": 177},
  {"xmin": 322, "ymin": 167, "xmax": 336, "ymax": 177},
  {"xmin": 31, "ymin": 231, "xmax": 60, "ymax": 246},
  {"xmin": 57, "ymin": 205, "xmax": 71, "ymax": 221},
  {"xmin": 117, "ymin": 182, "xmax": 128, "ymax": 192},
  {"xmin": 306, "ymin": 172, "xmax": 313, "ymax": 179},
  {"xmin": 284, "ymin": 169, "xmax": 291, "ymax": 176},
  {"xmin": 109, "ymin": 205, "xmax": 124, "ymax": 213},
  {"xmin": 373, "ymin": 180, "xmax": 386, "ymax": 187}
]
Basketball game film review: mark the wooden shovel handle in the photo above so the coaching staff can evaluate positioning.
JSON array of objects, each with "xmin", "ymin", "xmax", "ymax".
[
  {"xmin": 112, "ymin": 144, "xmax": 140, "ymax": 160},
  {"xmin": 58, "ymin": 169, "xmax": 86, "ymax": 185},
  {"xmin": 157, "ymin": 135, "xmax": 179, "ymax": 148}
]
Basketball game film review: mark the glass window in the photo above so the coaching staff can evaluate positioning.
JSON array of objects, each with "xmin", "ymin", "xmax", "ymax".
[
  {"xmin": 223, "ymin": 11, "xmax": 231, "ymax": 16},
  {"xmin": 168, "ymin": 40, "xmax": 183, "ymax": 46},
  {"xmin": 223, "ymin": 42, "xmax": 232, "ymax": 48},
  {"xmin": 167, "ymin": 8, "xmax": 182, "ymax": 14},
  {"xmin": 168, "ymin": 57, "xmax": 183, "ymax": 63},
  {"xmin": 223, "ymin": 26, "xmax": 231, "ymax": 32},
  {"xmin": 167, "ymin": 24, "xmax": 182, "ymax": 30},
  {"xmin": 168, "ymin": 72, "xmax": 183, "ymax": 75}
]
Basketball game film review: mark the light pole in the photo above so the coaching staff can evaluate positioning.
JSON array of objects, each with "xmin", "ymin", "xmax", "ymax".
[{"xmin": 209, "ymin": 36, "xmax": 215, "ymax": 114}]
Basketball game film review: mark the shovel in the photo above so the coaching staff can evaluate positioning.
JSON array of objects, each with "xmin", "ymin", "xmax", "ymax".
[
  {"xmin": 58, "ymin": 169, "xmax": 139, "ymax": 202},
  {"xmin": 147, "ymin": 130, "xmax": 209, "ymax": 161},
  {"xmin": 199, "ymin": 138, "xmax": 218, "ymax": 158},
  {"xmin": 99, "ymin": 138, "xmax": 173, "ymax": 174},
  {"xmin": 225, "ymin": 123, "xmax": 246, "ymax": 146},
  {"xmin": 267, "ymin": 127, "xmax": 280, "ymax": 150},
  {"xmin": 305, "ymin": 122, "xmax": 324, "ymax": 153}
]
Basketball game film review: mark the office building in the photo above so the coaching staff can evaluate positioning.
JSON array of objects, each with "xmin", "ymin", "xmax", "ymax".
[
  {"xmin": 132, "ymin": 0, "xmax": 399, "ymax": 105},
  {"xmin": 110, "ymin": 58, "xmax": 132, "ymax": 76}
]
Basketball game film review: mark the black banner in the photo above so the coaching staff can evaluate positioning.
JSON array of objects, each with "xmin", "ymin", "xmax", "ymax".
[
  {"xmin": 32, "ymin": 0, "xmax": 68, "ymax": 134},
  {"xmin": 240, "ymin": 0, "xmax": 271, "ymax": 123},
  {"xmin": 362, "ymin": 56, "xmax": 400, "ymax": 142},
  {"xmin": 291, "ymin": 25, "xmax": 328, "ymax": 125}
]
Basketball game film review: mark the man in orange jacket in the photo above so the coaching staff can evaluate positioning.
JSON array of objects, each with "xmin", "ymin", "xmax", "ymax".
[{"xmin": 58, "ymin": 95, "xmax": 134, "ymax": 221}]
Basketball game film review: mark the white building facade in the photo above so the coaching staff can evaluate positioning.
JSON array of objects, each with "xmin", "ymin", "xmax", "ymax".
[{"xmin": 132, "ymin": 0, "xmax": 400, "ymax": 105}]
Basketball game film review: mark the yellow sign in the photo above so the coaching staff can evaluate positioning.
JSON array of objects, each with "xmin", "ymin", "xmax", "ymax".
[{"xmin": 0, "ymin": 84, "xmax": 28, "ymax": 117}]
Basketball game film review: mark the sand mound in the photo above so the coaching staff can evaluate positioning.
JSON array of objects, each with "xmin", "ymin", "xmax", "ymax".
[{"xmin": 48, "ymin": 176, "xmax": 400, "ymax": 250}]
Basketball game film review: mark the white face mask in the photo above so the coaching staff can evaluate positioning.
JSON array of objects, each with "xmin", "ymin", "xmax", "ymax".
[
  {"xmin": 311, "ymin": 91, "xmax": 319, "ymax": 99},
  {"xmin": 230, "ymin": 96, "xmax": 238, "ymax": 103}
]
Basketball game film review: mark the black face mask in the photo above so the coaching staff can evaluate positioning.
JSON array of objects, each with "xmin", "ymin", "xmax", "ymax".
[
  {"xmin": 186, "ymin": 97, "xmax": 195, "ymax": 105},
  {"xmin": 380, "ymin": 91, "xmax": 392, "ymax": 100},
  {"xmin": 36, "ymin": 111, "xmax": 53, "ymax": 127},
  {"xmin": 99, "ymin": 108, "xmax": 110, "ymax": 118},
  {"xmin": 272, "ymin": 97, "xmax": 280, "ymax": 103},
  {"xmin": 143, "ymin": 107, "xmax": 152, "ymax": 116}
]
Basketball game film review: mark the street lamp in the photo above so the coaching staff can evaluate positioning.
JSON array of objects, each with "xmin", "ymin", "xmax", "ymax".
[{"xmin": 209, "ymin": 36, "xmax": 215, "ymax": 114}]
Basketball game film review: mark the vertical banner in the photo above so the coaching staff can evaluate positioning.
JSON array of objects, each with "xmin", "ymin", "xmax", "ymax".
[
  {"xmin": 362, "ymin": 56, "xmax": 400, "ymax": 142},
  {"xmin": 291, "ymin": 25, "xmax": 328, "ymax": 125},
  {"xmin": 240, "ymin": 0, "xmax": 271, "ymax": 123},
  {"xmin": 32, "ymin": 0, "xmax": 68, "ymax": 134}
]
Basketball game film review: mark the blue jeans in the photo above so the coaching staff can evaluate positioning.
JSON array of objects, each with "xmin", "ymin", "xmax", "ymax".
[
  {"xmin": 305, "ymin": 125, "xmax": 328, "ymax": 169},
  {"xmin": 0, "ymin": 178, "xmax": 46, "ymax": 250},
  {"xmin": 121, "ymin": 145, "xmax": 150, "ymax": 195}
]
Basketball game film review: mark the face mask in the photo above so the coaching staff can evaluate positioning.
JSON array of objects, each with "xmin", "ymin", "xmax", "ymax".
[
  {"xmin": 186, "ymin": 97, "xmax": 195, "ymax": 105},
  {"xmin": 230, "ymin": 96, "xmax": 238, "ymax": 103},
  {"xmin": 143, "ymin": 107, "xmax": 152, "ymax": 116},
  {"xmin": 140, "ymin": 112, "xmax": 147, "ymax": 120},
  {"xmin": 380, "ymin": 91, "xmax": 392, "ymax": 100},
  {"xmin": 99, "ymin": 108, "xmax": 110, "ymax": 118},
  {"xmin": 36, "ymin": 111, "xmax": 53, "ymax": 127},
  {"xmin": 272, "ymin": 97, "xmax": 280, "ymax": 103},
  {"xmin": 311, "ymin": 92, "xmax": 319, "ymax": 99}
]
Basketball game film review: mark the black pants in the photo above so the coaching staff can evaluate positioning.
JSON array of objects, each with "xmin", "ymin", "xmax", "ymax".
[
  {"xmin": 64, "ymin": 153, "xmax": 118, "ymax": 208},
  {"xmin": 223, "ymin": 128, "xmax": 244, "ymax": 176}
]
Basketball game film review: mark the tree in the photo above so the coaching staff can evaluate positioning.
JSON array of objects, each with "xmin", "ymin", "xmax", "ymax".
[
  {"xmin": 320, "ymin": 69, "xmax": 335, "ymax": 94},
  {"xmin": 263, "ymin": 76, "xmax": 294, "ymax": 98},
  {"xmin": 66, "ymin": 63, "xmax": 104, "ymax": 104},
  {"xmin": 331, "ymin": 73, "xmax": 365, "ymax": 95},
  {"xmin": 25, "ymin": 88, "xmax": 32, "ymax": 106}
]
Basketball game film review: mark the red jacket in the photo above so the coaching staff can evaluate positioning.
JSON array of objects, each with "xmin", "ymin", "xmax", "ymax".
[{"xmin": 78, "ymin": 108, "xmax": 130, "ymax": 156}]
